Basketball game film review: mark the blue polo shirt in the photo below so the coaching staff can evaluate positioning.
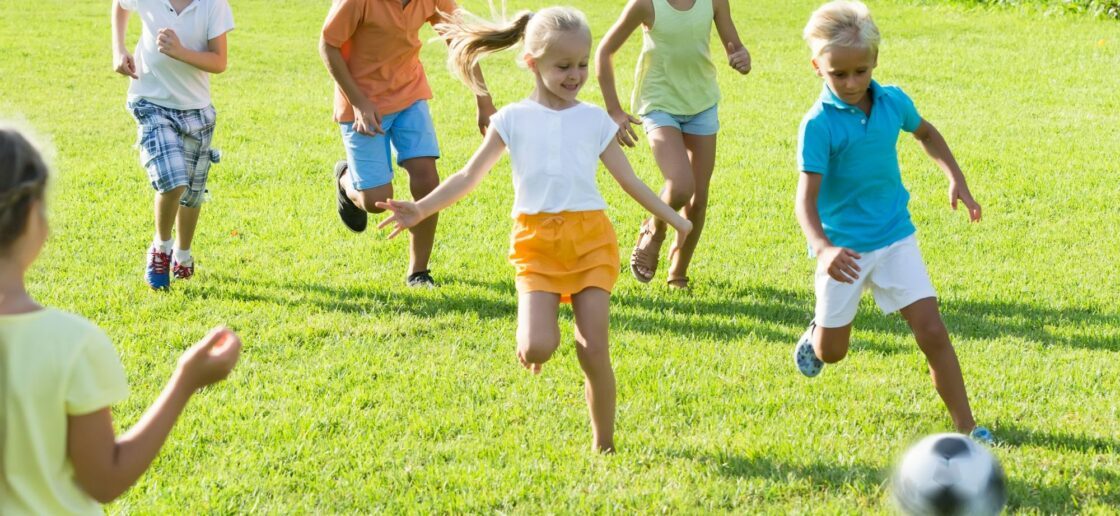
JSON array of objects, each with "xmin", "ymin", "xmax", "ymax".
[{"xmin": 797, "ymin": 80, "xmax": 922, "ymax": 253}]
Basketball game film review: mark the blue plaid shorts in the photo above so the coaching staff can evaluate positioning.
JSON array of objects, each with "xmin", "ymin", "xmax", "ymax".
[{"xmin": 127, "ymin": 98, "xmax": 220, "ymax": 208}]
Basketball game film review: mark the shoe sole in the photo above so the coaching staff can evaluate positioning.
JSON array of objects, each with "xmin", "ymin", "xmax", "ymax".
[{"xmin": 335, "ymin": 160, "xmax": 368, "ymax": 233}]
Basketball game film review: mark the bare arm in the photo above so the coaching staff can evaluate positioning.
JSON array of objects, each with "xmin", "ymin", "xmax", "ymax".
[
  {"xmin": 110, "ymin": 1, "xmax": 137, "ymax": 78},
  {"xmin": 468, "ymin": 63, "xmax": 497, "ymax": 135},
  {"xmin": 713, "ymin": 0, "xmax": 751, "ymax": 75},
  {"xmin": 376, "ymin": 128, "xmax": 508, "ymax": 238},
  {"xmin": 600, "ymin": 140, "xmax": 692, "ymax": 235},
  {"xmin": 595, "ymin": 0, "xmax": 649, "ymax": 147},
  {"xmin": 319, "ymin": 40, "xmax": 383, "ymax": 136},
  {"xmin": 157, "ymin": 30, "xmax": 228, "ymax": 74},
  {"xmin": 911, "ymin": 119, "xmax": 981, "ymax": 221},
  {"xmin": 67, "ymin": 328, "xmax": 241, "ymax": 503},
  {"xmin": 795, "ymin": 172, "xmax": 861, "ymax": 282}
]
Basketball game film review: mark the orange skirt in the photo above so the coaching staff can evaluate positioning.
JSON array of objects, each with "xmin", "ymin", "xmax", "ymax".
[{"xmin": 508, "ymin": 210, "xmax": 620, "ymax": 303}]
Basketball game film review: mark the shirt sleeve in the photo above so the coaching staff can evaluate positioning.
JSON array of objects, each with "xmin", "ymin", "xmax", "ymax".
[
  {"xmin": 797, "ymin": 114, "xmax": 830, "ymax": 175},
  {"xmin": 208, "ymin": 0, "xmax": 235, "ymax": 40},
  {"xmin": 65, "ymin": 327, "xmax": 129, "ymax": 416},
  {"xmin": 428, "ymin": 0, "xmax": 459, "ymax": 25},
  {"xmin": 597, "ymin": 109, "xmax": 617, "ymax": 153},
  {"xmin": 890, "ymin": 86, "xmax": 922, "ymax": 133},
  {"xmin": 489, "ymin": 106, "xmax": 511, "ymax": 145},
  {"xmin": 322, "ymin": 0, "xmax": 363, "ymax": 48},
  {"xmin": 118, "ymin": 0, "xmax": 138, "ymax": 11}
]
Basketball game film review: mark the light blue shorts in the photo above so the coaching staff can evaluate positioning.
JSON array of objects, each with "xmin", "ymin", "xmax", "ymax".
[
  {"xmin": 339, "ymin": 100, "xmax": 440, "ymax": 191},
  {"xmin": 641, "ymin": 104, "xmax": 720, "ymax": 136}
]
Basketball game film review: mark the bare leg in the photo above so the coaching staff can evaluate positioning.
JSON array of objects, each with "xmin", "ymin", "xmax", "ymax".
[
  {"xmin": 175, "ymin": 205, "xmax": 200, "ymax": 252},
  {"xmin": 154, "ymin": 186, "xmax": 186, "ymax": 242},
  {"xmin": 667, "ymin": 132, "xmax": 717, "ymax": 284},
  {"xmin": 634, "ymin": 128, "xmax": 695, "ymax": 279},
  {"xmin": 814, "ymin": 323, "xmax": 853, "ymax": 364},
  {"xmin": 571, "ymin": 287, "xmax": 616, "ymax": 453},
  {"xmin": 516, "ymin": 291, "xmax": 561, "ymax": 374},
  {"xmin": 400, "ymin": 157, "xmax": 439, "ymax": 276},
  {"xmin": 900, "ymin": 297, "xmax": 977, "ymax": 433}
]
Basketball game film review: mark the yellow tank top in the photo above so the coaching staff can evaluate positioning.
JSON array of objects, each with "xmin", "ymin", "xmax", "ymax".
[{"xmin": 631, "ymin": 0, "xmax": 721, "ymax": 116}]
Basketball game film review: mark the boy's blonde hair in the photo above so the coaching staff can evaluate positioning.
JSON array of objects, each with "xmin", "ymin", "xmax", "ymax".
[
  {"xmin": 436, "ymin": 6, "xmax": 591, "ymax": 96},
  {"xmin": 803, "ymin": 1, "xmax": 880, "ymax": 58}
]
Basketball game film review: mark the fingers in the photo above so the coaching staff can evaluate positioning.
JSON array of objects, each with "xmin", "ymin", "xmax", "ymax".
[
  {"xmin": 386, "ymin": 226, "xmax": 406, "ymax": 240},
  {"xmin": 969, "ymin": 202, "xmax": 982, "ymax": 222},
  {"xmin": 616, "ymin": 126, "xmax": 635, "ymax": 147}
]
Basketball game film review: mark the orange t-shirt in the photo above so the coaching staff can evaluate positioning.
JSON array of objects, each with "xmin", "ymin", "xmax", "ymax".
[{"xmin": 322, "ymin": 0, "xmax": 457, "ymax": 122}]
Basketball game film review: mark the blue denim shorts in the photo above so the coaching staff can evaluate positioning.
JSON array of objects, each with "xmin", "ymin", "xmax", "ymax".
[
  {"xmin": 641, "ymin": 104, "xmax": 720, "ymax": 136},
  {"xmin": 340, "ymin": 100, "xmax": 440, "ymax": 191},
  {"xmin": 128, "ymin": 98, "xmax": 219, "ymax": 208}
]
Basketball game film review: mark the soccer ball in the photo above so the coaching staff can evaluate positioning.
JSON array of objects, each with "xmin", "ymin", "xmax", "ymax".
[{"xmin": 892, "ymin": 433, "xmax": 1007, "ymax": 515}]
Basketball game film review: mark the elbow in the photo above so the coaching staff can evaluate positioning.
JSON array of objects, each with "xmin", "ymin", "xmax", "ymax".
[
  {"xmin": 81, "ymin": 481, "xmax": 128, "ymax": 504},
  {"xmin": 212, "ymin": 60, "xmax": 228, "ymax": 74}
]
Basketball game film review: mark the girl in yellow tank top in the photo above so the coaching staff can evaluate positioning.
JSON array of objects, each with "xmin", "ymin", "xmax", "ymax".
[{"xmin": 596, "ymin": 0, "xmax": 751, "ymax": 289}]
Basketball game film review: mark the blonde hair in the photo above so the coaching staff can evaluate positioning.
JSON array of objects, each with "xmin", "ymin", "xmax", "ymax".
[
  {"xmin": 436, "ymin": 6, "xmax": 591, "ymax": 95},
  {"xmin": 803, "ymin": 1, "xmax": 880, "ymax": 58}
]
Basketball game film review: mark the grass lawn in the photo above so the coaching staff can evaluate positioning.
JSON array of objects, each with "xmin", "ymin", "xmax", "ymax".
[{"xmin": 1, "ymin": 0, "xmax": 1118, "ymax": 512}]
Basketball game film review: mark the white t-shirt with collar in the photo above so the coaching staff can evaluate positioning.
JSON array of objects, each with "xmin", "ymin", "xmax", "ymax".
[
  {"xmin": 120, "ymin": 0, "xmax": 234, "ymax": 110},
  {"xmin": 490, "ymin": 100, "xmax": 618, "ymax": 216}
]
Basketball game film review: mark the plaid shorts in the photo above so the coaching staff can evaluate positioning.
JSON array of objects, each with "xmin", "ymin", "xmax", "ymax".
[{"xmin": 128, "ymin": 98, "xmax": 220, "ymax": 208}]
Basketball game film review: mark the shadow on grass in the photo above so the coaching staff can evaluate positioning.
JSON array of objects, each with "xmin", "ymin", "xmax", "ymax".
[
  {"xmin": 995, "ymin": 422, "xmax": 1119, "ymax": 454},
  {"xmin": 667, "ymin": 447, "xmax": 886, "ymax": 495},
  {"xmin": 1007, "ymin": 475, "xmax": 1120, "ymax": 513},
  {"xmin": 196, "ymin": 273, "xmax": 1118, "ymax": 352}
]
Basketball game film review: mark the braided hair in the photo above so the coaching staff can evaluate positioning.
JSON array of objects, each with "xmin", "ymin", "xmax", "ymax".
[{"xmin": 0, "ymin": 126, "xmax": 50, "ymax": 255}]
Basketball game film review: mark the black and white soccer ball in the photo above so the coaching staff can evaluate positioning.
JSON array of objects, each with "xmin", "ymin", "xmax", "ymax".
[{"xmin": 892, "ymin": 433, "xmax": 1007, "ymax": 515}]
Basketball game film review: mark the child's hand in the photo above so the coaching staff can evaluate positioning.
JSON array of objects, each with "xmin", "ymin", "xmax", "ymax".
[
  {"xmin": 354, "ymin": 102, "xmax": 385, "ymax": 136},
  {"xmin": 156, "ymin": 28, "xmax": 185, "ymax": 59},
  {"xmin": 726, "ymin": 42, "xmax": 752, "ymax": 75},
  {"xmin": 672, "ymin": 216, "xmax": 693, "ymax": 242},
  {"xmin": 609, "ymin": 109, "xmax": 642, "ymax": 148},
  {"xmin": 176, "ymin": 327, "xmax": 241, "ymax": 391},
  {"xmin": 949, "ymin": 182, "xmax": 982, "ymax": 222},
  {"xmin": 819, "ymin": 246, "xmax": 862, "ymax": 283},
  {"xmin": 113, "ymin": 51, "xmax": 138, "ymax": 79},
  {"xmin": 517, "ymin": 349, "xmax": 543, "ymax": 375},
  {"xmin": 375, "ymin": 199, "xmax": 425, "ymax": 239},
  {"xmin": 476, "ymin": 98, "xmax": 497, "ymax": 136}
]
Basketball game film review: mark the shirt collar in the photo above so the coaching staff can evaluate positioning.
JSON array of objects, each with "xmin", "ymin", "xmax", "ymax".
[{"xmin": 819, "ymin": 79, "xmax": 885, "ymax": 110}]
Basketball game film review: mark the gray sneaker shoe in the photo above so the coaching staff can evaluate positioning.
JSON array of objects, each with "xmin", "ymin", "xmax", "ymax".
[{"xmin": 794, "ymin": 322, "xmax": 824, "ymax": 377}]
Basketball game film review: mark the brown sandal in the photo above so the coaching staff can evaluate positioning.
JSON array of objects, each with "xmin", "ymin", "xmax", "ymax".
[
  {"xmin": 665, "ymin": 246, "xmax": 689, "ymax": 289},
  {"xmin": 629, "ymin": 220, "xmax": 664, "ymax": 283}
]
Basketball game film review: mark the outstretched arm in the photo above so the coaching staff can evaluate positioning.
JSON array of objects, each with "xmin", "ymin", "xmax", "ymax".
[
  {"xmin": 912, "ymin": 119, "xmax": 981, "ymax": 222},
  {"xmin": 795, "ymin": 172, "xmax": 861, "ymax": 283},
  {"xmin": 595, "ymin": 0, "xmax": 649, "ymax": 147},
  {"xmin": 68, "ymin": 328, "xmax": 241, "ymax": 503},
  {"xmin": 600, "ymin": 140, "xmax": 692, "ymax": 236},
  {"xmin": 377, "ymin": 128, "xmax": 507, "ymax": 238},
  {"xmin": 713, "ymin": 0, "xmax": 751, "ymax": 75}
]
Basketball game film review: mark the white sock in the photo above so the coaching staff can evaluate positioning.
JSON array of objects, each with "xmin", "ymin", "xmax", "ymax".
[
  {"xmin": 153, "ymin": 236, "xmax": 173, "ymax": 254},
  {"xmin": 173, "ymin": 249, "xmax": 193, "ymax": 264}
]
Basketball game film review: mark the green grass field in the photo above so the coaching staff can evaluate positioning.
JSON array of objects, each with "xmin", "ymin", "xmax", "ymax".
[{"xmin": 1, "ymin": 0, "xmax": 1118, "ymax": 512}]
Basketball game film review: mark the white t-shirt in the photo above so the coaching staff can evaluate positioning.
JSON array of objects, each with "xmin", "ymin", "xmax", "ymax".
[
  {"xmin": 490, "ymin": 100, "xmax": 617, "ymax": 216},
  {"xmin": 120, "ymin": 0, "xmax": 234, "ymax": 110}
]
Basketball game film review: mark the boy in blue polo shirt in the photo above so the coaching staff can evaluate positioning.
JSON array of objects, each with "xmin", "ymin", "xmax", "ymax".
[{"xmin": 793, "ymin": 0, "xmax": 992, "ymax": 442}]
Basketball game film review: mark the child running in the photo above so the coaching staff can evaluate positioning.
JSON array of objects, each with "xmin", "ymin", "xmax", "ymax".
[
  {"xmin": 0, "ymin": 126, "xmax": 241, "ymax": 513},
  {"xmin": 320, "ymin": 0, "xmax": 497, "ymax": 287},
  {"xmin": 376, "ymin": 7, "xmax": 692, "ymax": 452},
  {"xmin": 596, "ymin": 0, "xmax": 751, "ymax": 289},
  {"xmin": 793, "ymin": 1, "xmax": 992, "ymax": 442},
  {"xmin": 112, "ymin": 0, "xmax": 234, "ymax": 290}
]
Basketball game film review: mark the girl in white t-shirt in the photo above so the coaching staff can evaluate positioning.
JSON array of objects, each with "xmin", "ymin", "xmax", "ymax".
[
  {"xmin": 0, "ymin": 126, "xmax": 240, "ymax": 513},
  {"xmin": 377, "ymin": 7, "xmax": 691, "ymax": 452}
]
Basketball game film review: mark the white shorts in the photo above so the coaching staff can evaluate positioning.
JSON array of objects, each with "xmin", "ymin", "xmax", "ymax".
[{"xmin": 814, "ymin": 235, "xmax": 937, "ymax": 328}]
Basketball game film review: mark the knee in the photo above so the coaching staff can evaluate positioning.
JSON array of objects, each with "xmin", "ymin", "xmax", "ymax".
[
  {"xmin": 410, "ymin": 171, "xmax": 440, "ymax": 197},
  {"xmin": 665, "ymin": 180, "xmax": 694, "ymax": 208},
  {"xmin": 575, "ymin": 337, "xmax": 609, "ymax": 362},
  {"xmin": 355, "ymin": 190, "xmax": 390, "ymax": 213},
  {"xmin": 518, "ymin": 334, "xmax": 559, "ymax": 364},
  {"xmin": 913, "ymin": 320, "xmax": 951, "ymax": 351}
]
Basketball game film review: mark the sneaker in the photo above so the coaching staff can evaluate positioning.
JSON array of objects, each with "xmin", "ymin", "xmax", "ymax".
[
  {"xmin": 793, "ymin": 321, "xmax": 824, "ymax": 377},
  {"xmin": 406, "ymin": 270, "xmax": 437, "ymax": 288},
  {"xmin": 969, "ymin": 426, "xmax": 995, "ymax": 446},
  {"xmin": 334, "ymin": 160, "xmax": 367, "ymax": 233},
  {"xmin": 146, "ymin": 246, "xmax": 171, "ymax": 290},
  {"xmin": 173, "ymin": 258, "xmax": 195, "ymax": 280}
]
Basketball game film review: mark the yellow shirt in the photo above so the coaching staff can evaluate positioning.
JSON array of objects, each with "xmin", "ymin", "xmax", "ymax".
[{"xmin": 1, "ymin": 309, "xmax": 129, "ymax": 515}]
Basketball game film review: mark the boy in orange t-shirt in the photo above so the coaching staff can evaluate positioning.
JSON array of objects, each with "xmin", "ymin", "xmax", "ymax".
[{"xmin": 320, "ymin": 0, "xmax": 496, "ymax": 287}]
